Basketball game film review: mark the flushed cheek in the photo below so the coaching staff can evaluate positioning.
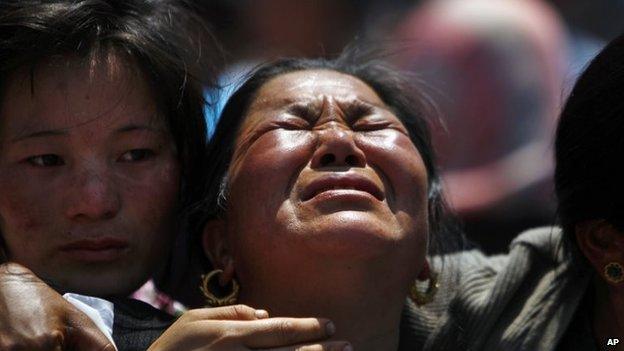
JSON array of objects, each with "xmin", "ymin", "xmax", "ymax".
[
  {"xmin": 231, "ymin": 130, "xmax": 314, "ymax": 177},
  {"xmin": 356, "ymin": 133, "xmax": 428, "ymax": 210},
  {"xmin": 229, "ymin": 131, "xmax": 315, "ymax": 218}
]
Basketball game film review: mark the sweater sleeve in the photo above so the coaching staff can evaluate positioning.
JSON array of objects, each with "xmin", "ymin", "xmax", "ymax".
[{"xmin": 415, "ymin": 227, "xmax": 591, "ymax": 351}]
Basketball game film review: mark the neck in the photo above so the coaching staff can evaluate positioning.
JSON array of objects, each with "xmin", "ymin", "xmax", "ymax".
[
  {"xmin": 238, "ymin": 256, "xmax": 411, "ymax": 351},
  {"xmin": 592, "ymin": 277, "xmax": 624, "ymax": 350}
]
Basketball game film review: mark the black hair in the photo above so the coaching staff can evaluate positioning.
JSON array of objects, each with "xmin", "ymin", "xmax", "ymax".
[
  {"xmin": 0, "ymin": 0, "xmax": 218, "ymax": 261},
  {"xmin": 555, "ymin": 34, "xmax": 624, "ymax": 248}
]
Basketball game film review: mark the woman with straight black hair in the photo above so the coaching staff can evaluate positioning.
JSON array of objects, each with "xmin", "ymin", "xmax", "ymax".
[
  {"xmin": 0, "ymin": 0, "xmax": 214, "ymax": 349},
  {"xmin": 422, "ymin": 34, "xmax": 624, "ymax": 351}
]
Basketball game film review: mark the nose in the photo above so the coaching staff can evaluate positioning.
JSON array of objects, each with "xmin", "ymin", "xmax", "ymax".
[
  {"xmin": 65, "ymin": 167, "xmax": 121, "ymax": 222},
  {"xmin": 310, "ymin": 124, "xmax": 366, "ymax": 169}
]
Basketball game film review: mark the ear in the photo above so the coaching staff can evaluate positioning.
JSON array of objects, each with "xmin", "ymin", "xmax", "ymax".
[
  {"xmin": 576, "ymin": 220, "xmax": 624, "ymax": 284},
  {"xmin": 202, "ymin": 219, "xmax": 233, "ymax": 271}
]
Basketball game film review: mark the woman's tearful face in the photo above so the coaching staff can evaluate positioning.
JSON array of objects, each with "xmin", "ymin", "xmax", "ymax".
[
  {"xmin": 0, "ymin": 54, "xmax": 180, "ymax": 296},
  {"xmin": 225, "ymin": 69, "xmax": 429, "ymax": 274}
]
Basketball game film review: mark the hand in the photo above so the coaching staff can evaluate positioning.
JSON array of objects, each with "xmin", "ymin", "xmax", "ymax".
[
  {"xmin": 148, "ymin": 305, "xmax": 352, "ymax": 351},
  {"xmin": 0, "ymin": 262, "xmax": 115, "ymax": 351}
]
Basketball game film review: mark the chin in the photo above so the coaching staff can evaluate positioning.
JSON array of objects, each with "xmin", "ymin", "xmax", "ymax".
[
  {"xmin": 301, "ymin": 212, "xmax": 407, "ymax": 259},
  {"xmin": 54, "ymin": 266, "xmax": 148, "ymax": 297}
]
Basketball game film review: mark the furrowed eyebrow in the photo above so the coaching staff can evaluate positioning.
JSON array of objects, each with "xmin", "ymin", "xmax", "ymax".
[
  {"xmin": 270, "ymin": 97, "xmax": 392, "ymax": 123},
  {"xmin": 286, "ymin": 102, "xmax": 322, "ymax": 120},
  {"xmin": 341, "ymin": 100, "xmax": 376, "ymax": 121}
]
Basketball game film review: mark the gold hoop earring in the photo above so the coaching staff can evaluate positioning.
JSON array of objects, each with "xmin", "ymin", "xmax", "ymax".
[
  {"xmin": 605, "ymin": 262, "xmax": 624, "ymax": 284},
  {"xmin": 409, "ymin": 272, "xmax": 439, "ymax": 306},
  {"xmin": 200, "ymin": 269, "xmax": 240, "ymax": 307}
]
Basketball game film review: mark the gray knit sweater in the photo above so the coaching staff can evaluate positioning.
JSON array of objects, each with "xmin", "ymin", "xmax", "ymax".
[{"xmin": 399, "ymin": 227, "xmax": 593, "ymax": 350}]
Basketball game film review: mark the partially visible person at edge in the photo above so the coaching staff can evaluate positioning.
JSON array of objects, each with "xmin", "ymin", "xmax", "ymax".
[
  {"xmin": 552, "ymin": 34, "xmax": 624, "ymax": 350},
  {"xmin": 0, "ymin": 1, "xmax": 349, "ymax": 350},
  {"xmin": 419, "ymin": 34, "xmax": 624, "ymax": 350}
]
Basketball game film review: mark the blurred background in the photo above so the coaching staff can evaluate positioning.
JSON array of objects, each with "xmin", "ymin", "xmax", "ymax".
[{"xmin": 194, "ymin": 0, "xmax": 624, "ymax": 254}]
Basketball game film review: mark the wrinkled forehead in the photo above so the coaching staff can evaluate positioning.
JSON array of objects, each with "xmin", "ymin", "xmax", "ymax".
[{"xmin": 248, "ymin": 69, "xmax": 387, "ymax": 114}]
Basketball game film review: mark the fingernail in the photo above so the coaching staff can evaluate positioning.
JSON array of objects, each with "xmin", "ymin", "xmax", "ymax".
[
  {"xmin": 255, "ymin": 309, "xmax": 269, "ymax": 319},
  {"xmin": 326, "ymin": 321, "xmax": 336, "ymax": 335},
  {"xmin": 343, "ymin": 343, "xmax": 353, "ymax": 351}
]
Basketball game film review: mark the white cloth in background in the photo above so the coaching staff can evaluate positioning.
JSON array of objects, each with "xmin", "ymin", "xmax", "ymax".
[{"xmin": 63, "ymin": 293, "xmax": 117, "ymax": 350}]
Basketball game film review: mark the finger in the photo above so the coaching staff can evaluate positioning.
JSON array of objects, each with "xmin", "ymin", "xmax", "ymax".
[
  {"xmin": 68, "ymin": 327, "xmax": 116, "ymax": 351},
  {"xmin": 183, "ymin": 305, "xmax": 269, "ymax": 322},
  {"xmin": 0, "ymin": 336, "xmax": 61, "ymax": 351},
  {"xmin": 242, "ymin": 318, "xmax": 335, "ymax": 348},
  {"xmin": 65, "ymin": 313, "xmax": 116, "ymax": 351},
  {"xmin": 264, "ymin": 341, "xmax": 352, "ymax": 351}
]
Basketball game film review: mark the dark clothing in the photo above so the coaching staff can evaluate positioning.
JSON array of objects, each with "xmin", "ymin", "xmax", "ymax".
[
  {"xmin": 110, "ymin": 298, "xmax": 175, "ymax": 351},
  {"xmin": 556, "ymin": 289, "xmax": 596, "ymax": 351}
]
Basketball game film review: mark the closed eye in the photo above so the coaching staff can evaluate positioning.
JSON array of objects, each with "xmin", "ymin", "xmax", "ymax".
[
  {"xmin": 118, "ymin": 149, "xmax": 155, "ymax": 162},
  {"xmin": 26, "ymin": 154, "xmax": 65, "ymax": 167},
  {"xmin": 352, "ymin": 117, "xmax": 392, "ymax": 131},
  {"xmin": 278, "ymin": 116, "xmax": 311, "ymax": 130}
]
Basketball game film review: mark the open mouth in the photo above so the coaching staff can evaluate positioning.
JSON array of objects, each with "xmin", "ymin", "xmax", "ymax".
[{"xmin": 301, "ymin": 174, "xmax": 384, "ymax": 202}]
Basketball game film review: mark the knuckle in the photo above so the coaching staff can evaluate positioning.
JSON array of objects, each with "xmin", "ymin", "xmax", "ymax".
[
  {"xmin": 1, "ymin": 331, "xmax": 65, "ymax": 350},
  {"xmin": 231, "ymin": 304, "xmax": 253, "ymax": 317},
  {"xmin": 276, "ymin": 319, "xmax": 296, "ymax": 343},
  {"xmin": 30, "ymin": 330, "xmax": 64, "ymax": 349}
]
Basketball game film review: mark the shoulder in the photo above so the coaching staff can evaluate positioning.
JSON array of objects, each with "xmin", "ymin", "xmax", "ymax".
[
  {"xmin": 438, "ymin": 227, "xmax": 571, "ymax": 291},
  {"xmin": 422, "ymin": 226, "xmax": 592, "ymax": 350},
  {"xmin": 509, "ymin": 226, "xmax": 565, "ymax": 259},
  {"xmin": 442, "ymin": 227, "xmax": 566, "ymax": 274}
]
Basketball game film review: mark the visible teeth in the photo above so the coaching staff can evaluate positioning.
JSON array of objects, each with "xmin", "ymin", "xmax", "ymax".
[{"xmin": 328, "ymin": 186, "xmax": 356, "ymax": 190}]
